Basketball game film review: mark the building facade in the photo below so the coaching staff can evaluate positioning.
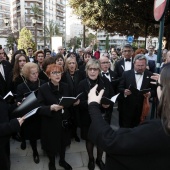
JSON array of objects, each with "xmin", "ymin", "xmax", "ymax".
[
  {"xmin": 97, "ymin": 30, "xmax": 145, "ymax": 51},
  {"xmin": 10, "ymin": 0, "xmax": 66, "ymax": 49},
  {"xmin": 0, "ymin": 0, "xmax": 10, "ymax": 35}
]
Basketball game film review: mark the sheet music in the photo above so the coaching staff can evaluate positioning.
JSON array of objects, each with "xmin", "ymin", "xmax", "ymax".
[
  {"xmin": 24, "ymin": 107, "xmax": 40, "ymax": 119},
  {"xmin": 3, "ymin": 91, "xmax": 13, "ymax": 99},
  {"xmin": 111, "ymin": 93, "xmax": 120, "ymax": 103}
]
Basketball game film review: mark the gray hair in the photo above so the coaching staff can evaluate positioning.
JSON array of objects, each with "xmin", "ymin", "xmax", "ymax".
[
  {"xmin": 85, "ymin": 58, "xmax": 101, "ymax": 74},
  {"xmin": 133, "ymin": 54, "xmax": 148, "ymax": 64}
]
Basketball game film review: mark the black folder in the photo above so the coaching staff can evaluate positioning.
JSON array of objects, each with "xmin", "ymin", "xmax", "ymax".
[
  {"xmin": 59, "ymin": 92, "xmax": 83, "ymax": 108},
  {"xmin": 12, "ymin": 92, "xmax": 40, "ymax": 117},
  {"xmin": 129, "ymin": 85, "xmax": 151, "ymax": 95}
]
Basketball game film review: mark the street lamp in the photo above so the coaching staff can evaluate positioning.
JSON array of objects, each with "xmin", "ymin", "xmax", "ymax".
[
  {"xmin": 3, "ymin": 18, "xmax": 9, "ymax": 26},
  {"xmin": 31, "ymin": 18, "xmax": 37, "ymax": 49}
]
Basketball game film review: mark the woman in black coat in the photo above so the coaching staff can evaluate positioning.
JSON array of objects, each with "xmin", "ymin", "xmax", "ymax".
[
  {"xmin": 16, "ymin": 62, "xmax": 44, "ymax": 164},
  {"xmin": 37, "ymin": 64, "xmax": 72, "ymax": 170},
  {"xmin": 0, "ymin": 96, "xmax": 24, "ymax": 170},
  {"xmin": 77, "ymin": 59, "xmax": 114, "ymax": 170},
  {"xmin": 61, "ymin": 56, "xmax": 83, "ymax": 142}
]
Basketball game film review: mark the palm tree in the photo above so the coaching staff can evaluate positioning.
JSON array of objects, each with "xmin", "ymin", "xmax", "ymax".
[{"xmin": 45, "ymin": 21, "xmax": 61, "ymax": 48}]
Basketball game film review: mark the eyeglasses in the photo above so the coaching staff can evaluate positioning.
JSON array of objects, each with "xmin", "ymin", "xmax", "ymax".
[
  {"xmin": 88, "ymin": 68, "xmax": 99, "ymax": 71},
  {"xmin": 59, "ymin": 49, "xmax": 64, "ymax": 50},
  {"xmin": 0, "ymin": 52, "xmax": 4, "ymax": 55},
  {"xmin": 123, "ymin": 50, "xmax": 131, "ymax": 53},
  {"xmin": 51, "ymin": 71, "xmax": 62, "ymax": 75},
  {"xmin": 101, "ymin": 62, "xmax": 110, "ymax": 65},
  {"xmin": 37, "ymin": 55, "xmax": 44, "ymax": 57}
]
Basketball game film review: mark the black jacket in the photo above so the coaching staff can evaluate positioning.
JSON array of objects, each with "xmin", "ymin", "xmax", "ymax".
[
  {"xmin": 0, "ymin": 60, "xmax": 12, "ymax": 97},
  {"xmin": 88, "ymin": 102, "xmax": 170, "ymax": 170},
  {"xmin": 0, "ymin": 96, "xmax": 20, "ymax": 170},
  {"xmin": 37, "ymin": 81, "xmax": 71, "ymax": 154},
  {"xmin": 118, "ymin": 69, "xmax": 156, "ymax": 127}
]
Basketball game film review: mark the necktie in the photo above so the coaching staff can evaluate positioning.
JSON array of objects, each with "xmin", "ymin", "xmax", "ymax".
[
  {"xmin": 125, "ymin": 58, "xmax": 131, "ymax": 62},
  {"xmin": 102, "ymin": 72, "xmax": 109, "ymax": 76}
]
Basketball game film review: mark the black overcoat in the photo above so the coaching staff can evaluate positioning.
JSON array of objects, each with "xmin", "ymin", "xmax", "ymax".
[
  {"xmin": 16, "ymin": 79, "xmax": 44, "ymax": 140},
  {"xmin": 37, "ymin": 81, "xmax": 71, "ymax": 154}
]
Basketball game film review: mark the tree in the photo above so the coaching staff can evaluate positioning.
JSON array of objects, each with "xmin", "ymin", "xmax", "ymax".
[
  {"xmin": 18, "ymin": 27, "xmax": 36, "ymax": 53},
  {"xmin": 6, "ymin": 35, "xmax": 17, "ymax": 50},
  {"xmin": 44, "ymin": 21, "xmax": 61, "ymax": 48},
  {"xmin": 30, "ymin": 3, "xmax": 42, "ymax": 19},
  {"xmin": 69, "ymin": 0, "xmax": 170, "ymax": 49}
]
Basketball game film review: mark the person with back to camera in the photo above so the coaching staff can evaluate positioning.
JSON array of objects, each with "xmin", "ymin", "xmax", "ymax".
[
  {"xmin": 87, "ymin": 64, "xmax": 170, "ymax": 170},
  {"xmin": 0, "ymin": 96, "xmax": 24, "ymax": 170}
]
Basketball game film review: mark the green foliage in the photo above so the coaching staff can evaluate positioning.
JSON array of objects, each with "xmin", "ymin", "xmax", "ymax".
[
  {"xmin": 18, "ymin": 27, "xmax": 36, "ymax": 53},
  {"xmin": 69, "ymin": 0, "xmax": 170, "ymax": 41},
  {"xmin": 6, "ymin": 35, "xmax": 17, "ymax": 50},
  {"xmin": 85, "ymin": 33, "xmax": 96, "ymax": 47},
  {"xmin": 105, "ymin": 34, "xmax": 109, "ymax": 51},
  {"xmin": 31, "ymin": 3, "xmax": 43, "ymax": 19},
  {"xmin": 44, "ymin": 21, "xmax": 61, "ymax": 47}
]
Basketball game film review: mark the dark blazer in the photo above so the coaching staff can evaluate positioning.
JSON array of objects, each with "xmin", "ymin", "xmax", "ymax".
[
  {"xmin": 114, "ymin": 58, "xmax": 134, "ymax": 78},
  {"xmin": 16, "ymin": 79, "xmax": 44, "ymax": 140},
  {"xmin": 101, "ymin": 69, "xmax": 118, "ymax": 93},
  {"xmin": 0, "ymin": 96, "xmax": 20, "ymax": 170},
  {"xmin": 118, "ymin": 69, "xmax": 156, "ymax": 127},
  {"xmin": 0, "ymin": 60, "xmax": 12, "ymax": 97},
  {"xmin": 88, "ymin": 102, "xmax": 170, "ymax": 170},
  {"xmin": 37, "ymin": 82, "xmax": 71, "ymax": 154}
]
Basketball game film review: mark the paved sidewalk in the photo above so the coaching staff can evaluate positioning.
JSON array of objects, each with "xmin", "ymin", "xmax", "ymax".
[{"xmin": 10, "ymin": 106, "xmax": 119, "ymax": 170}]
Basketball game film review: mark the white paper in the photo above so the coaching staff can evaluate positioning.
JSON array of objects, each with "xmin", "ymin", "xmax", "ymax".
[
  {"xmin": 3, "ymin": 91, "xmax": 13, "ymax": 99},
  {"xmin": 111, "ymin": 93, "xmax": 120, "ymax": 103},
  {"xmin": 24, "ymin": 107, "xmax": 40, "ymax": 119}
]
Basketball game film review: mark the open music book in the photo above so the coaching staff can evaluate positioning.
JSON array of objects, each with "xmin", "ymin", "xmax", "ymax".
[
  {"xmin": 101, "ymin": 93, "xmax": 120, "ymax": 105},
  {"xmin": 129, "ymin": 85, "xmax": 151, "ymax": 95},
  {"xmin": 59, "ymin": 92, "xmax": 83, "ymax": 108}
]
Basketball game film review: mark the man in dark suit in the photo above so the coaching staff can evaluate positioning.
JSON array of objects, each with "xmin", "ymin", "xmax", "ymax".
[
  {"xmin": 27, "ymin": 47, "xmax": 36, "ymax": 63},
  {"xmin": 114, "ymin": 44, "xmax": 134, "ymax": 78},
  {"xmin": 0, "ymin": 48, "xmax": 13, "ymax": 97},
  {"xmin": 87, "ymin": 85, "xmax": 170, "ymax": 170},
  {"xmin": 118, "ymin": 54, "xmax": 156, "ymax": 127},
  {"xmin": 99, "ymin": 55, "xmax": 118, "ymax": 93}
]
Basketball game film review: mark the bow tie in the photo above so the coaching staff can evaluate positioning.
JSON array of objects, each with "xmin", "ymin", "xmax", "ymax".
[
  {"xmin": 125, "ymin": 58, "xmax": 131, "ymax": 62},
  {"xmin": 135, "ymin": 72, "xmax": 143, "ymax": 75},
  {"xmin": 29, "ymin": 56, "xmax": 34, "ymax": 58},
  {"xmin": 102, "ymin": 72, "xmax": 109, "ymax": 76}
]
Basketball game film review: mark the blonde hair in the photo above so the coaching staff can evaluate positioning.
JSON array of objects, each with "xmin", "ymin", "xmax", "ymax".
[
  {"xmin": 22, "ymin": 62, "xmax": 39, "ymax": 79},
  {"xmin": 85, "ymin": 58, "xmax": 101, "ymax": 74},
  {"xmin": 64, "ymin": 56, "xmax": 78, "ymax": 72}
]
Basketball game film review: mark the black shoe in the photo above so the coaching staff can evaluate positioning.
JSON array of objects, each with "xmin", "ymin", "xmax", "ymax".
[
  {"xmin": 20, "ymin": 141, "xmax": 26, "ymax": 150},
  {"xmin": 33, "ymin": 152, "xmax": 40, "ymax": 164},
  {"xmin": 96, "ymin": 159, "xmax": 105, "ymax": 170},
  {"xmin": 59, "ymin": 160, "xmax": 72, "ymax": 170},
  {"xmin": 75, "ymin": 136, "xmax": 80, "ymax": 142},
  {"xmin": 88, "ymin": 159, "xmax": 95, "ymax": 170},
  {"xmin": 48, "ymin": 162, "xmax": 56, "ymax": 170}
]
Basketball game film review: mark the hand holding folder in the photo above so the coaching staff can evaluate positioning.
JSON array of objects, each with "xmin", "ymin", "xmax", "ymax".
[
  {"xmin": 101, "ymin": 93, "xmax": 120, "ymax": 105},
  {"xmin": 129, "ymin": 85, "xmax": 151, "ymax": 96},
  {"xmin": 59, "ymin": 92, "xmax": 83, "ymax": 108}
]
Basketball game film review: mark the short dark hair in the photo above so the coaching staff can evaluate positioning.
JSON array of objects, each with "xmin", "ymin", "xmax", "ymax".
[
  {"xmin": 27, "ymin": 47, "xmax": 33, "ymax": 51},
  {"xmin": 123, "ymin": 44, "xmax": 133, "ymax": 50}
]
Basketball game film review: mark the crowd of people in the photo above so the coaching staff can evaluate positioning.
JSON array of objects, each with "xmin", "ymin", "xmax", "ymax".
[{"xmin": 0, "ymin": 44, "xmax": 170, "ymax": 170}]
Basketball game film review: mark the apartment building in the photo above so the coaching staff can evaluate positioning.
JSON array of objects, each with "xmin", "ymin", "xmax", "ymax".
[
  {"xmin": 0, "ymin": 0, "xmax": 10, "ymax": 35},
  {"xmin": 10, "ymin": 0, "xmax": 66, "ymax": 49}
]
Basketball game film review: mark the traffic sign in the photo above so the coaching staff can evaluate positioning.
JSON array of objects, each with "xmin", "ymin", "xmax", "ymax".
[
  {"xmin": 154, "ymin": 0, "xmax": 167, "ymax": 21},
  {"xmin": 127, "ymin": 36, "xmax": 134, "ymax": 43}
]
